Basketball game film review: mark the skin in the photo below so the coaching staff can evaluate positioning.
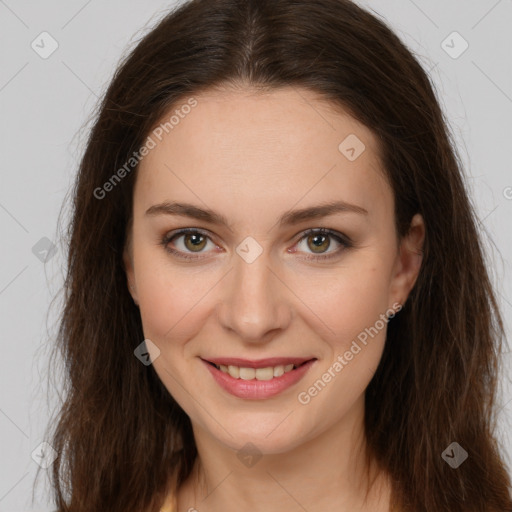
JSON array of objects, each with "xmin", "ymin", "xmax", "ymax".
[{"xmin": 123, "ymin": 85, "xmax": 425, "ymax": 512}]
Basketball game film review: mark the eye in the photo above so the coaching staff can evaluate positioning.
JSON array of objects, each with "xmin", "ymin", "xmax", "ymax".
[
  {"xmin": 161, "ymin": 228, "xmax": 217, "ymax": 260},
  {"xmin": 292, "ymin": 228, "xmax": 352, "ymax": 261},
  {"xmin": 161, "ymin": 227, "xmax": 352, "ymax": 261}
]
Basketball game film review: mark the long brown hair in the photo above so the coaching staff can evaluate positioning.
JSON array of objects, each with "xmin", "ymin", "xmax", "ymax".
[{"xmin": 38, "ymin": 0, "xmax": 512, "ymax": 510}]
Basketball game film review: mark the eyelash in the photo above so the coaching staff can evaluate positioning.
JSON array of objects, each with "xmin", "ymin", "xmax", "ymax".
[{"xmin": 160, "ymin": 227, "xmax": 352, "ymax": 262}]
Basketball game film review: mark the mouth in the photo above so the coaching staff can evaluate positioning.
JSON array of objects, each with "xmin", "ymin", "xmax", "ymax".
[
  {"xmin": 201, "ymin": 357, "xmax": 317, "ymax": 399},
  {"xmin": 203, "ymin": 358, "xmax": 315, "ymax": 380}
]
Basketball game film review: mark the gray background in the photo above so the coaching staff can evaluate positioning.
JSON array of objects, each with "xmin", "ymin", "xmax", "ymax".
[{"xmin": 0, "ymin": 1, "xmax": 511, "ymax": 510}]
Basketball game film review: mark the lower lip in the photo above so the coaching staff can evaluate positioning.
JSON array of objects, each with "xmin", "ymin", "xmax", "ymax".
[{"xmin": 202, "ymin": 359, "xmax": 316, "ymax": 399}]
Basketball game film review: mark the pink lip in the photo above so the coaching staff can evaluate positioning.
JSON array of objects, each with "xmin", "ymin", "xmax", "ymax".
[
  {"xmin": 202, "ymin": 356, "xmax": 313, "ymax": 369},
  {"xmin": 202, "ymin": 358, "xmax": 317, "ymax": 400}
]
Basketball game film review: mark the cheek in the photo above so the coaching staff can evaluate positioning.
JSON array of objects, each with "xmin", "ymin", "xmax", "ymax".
[
  {"xmin": 289, "ymin": 254, "xmax": 393, "ymax": 409},
  {"xmin": 137, "ymin": 270, "xmax": 202, "ymax": 346},
  {"xmin": 135, "ymin": 263, "xmax": 213, "ymax": 403},
  {"xmin": 134, "ymin": 247, "xmax": 222, "ymax": 356},
  {"xmin": 291, "ymin": 256, "xmax": 393, "ymax": 347},
  {"xmin": 293, "ymin": 265, "xmax": 391, "ymax": 416}
]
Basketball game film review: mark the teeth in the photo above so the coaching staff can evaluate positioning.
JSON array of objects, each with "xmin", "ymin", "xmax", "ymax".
[
  {"xmin": 228, "ymin": 365, "xmax": 240, "ymax": 378},
  {"xmin": 255, "ymin": 367, "xmax": 274, "ymax": 380},
  {"xmin": 239, "ymin": 367, "xmax": 255, "ymax": 380},
  {"xmin": 273, "ymin": 365, "xmax": 284, "ymax": 377},
  {"xmin": 214, "ymin": 362, "xmax": 299, "ymax": 380}
]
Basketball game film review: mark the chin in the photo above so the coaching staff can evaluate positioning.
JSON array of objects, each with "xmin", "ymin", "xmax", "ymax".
[{"xmin": 199, "ymin": 413, "xmax": 312, "ymax": 456}]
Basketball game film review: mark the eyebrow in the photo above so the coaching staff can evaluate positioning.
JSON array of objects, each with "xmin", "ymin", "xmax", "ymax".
[{"xmin": 145, "ymin": 200, "xmax": 368, "ymax": 229}]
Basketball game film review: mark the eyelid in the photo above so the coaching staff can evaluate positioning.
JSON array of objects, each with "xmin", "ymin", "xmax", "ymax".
[
  {"xmin": 161, "ymin": 227, "xmax": 352, "ymax": 261},
  {"xmin": 161, "ymin": 228, "xmax": 218, "ymax": 260},
  {"xmin": 291, "ymin": 228, "xmax": 352, "ymax": 261}
]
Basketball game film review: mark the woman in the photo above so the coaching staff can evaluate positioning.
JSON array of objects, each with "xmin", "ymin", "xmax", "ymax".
[{"xmin": 40, "ymin": 0, "xmax": 512, "ymax": 510}]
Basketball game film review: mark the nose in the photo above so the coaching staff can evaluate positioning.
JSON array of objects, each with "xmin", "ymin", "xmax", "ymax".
[{"xmin": 216, "ymin": 249, "xmax": 292, "ymax": 344}]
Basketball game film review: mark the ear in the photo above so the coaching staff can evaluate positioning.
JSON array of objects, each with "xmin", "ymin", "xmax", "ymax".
[
  {"xmin": 123, "ymin": 240, "xmax": 139, "ymax": 306},
  {"xmin": 388, "ymin": 213, "xmax": 425, "ymax": 308}
]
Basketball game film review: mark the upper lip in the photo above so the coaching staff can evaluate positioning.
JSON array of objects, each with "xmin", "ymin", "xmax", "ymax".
[{"xmin": 202, "ymin": 356, "xmax": 316, "ymax": 369}]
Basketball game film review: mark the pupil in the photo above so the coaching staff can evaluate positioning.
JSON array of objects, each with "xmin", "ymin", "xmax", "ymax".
[{"xmin": 313, "ymin": 235, "xmax": 324, "ymax": 246}]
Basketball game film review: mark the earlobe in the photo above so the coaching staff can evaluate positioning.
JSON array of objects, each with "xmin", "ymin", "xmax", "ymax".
[{"xmin": 389, "ymin": 213, "xmax": 425, "ymax": 307}]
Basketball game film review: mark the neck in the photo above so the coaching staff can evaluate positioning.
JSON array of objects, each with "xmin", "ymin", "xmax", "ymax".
[{"xmin": 176, "ymin": 396, "xmax": 391, "ymax": 512}]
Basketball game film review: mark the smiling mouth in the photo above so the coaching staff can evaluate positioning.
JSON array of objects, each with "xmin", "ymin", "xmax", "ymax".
[{"xmin": 204, "ymin": 359, "xmax": 315, "ymax": 381}]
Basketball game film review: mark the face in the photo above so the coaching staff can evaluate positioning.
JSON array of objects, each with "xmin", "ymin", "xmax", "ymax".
[{"xmin": 124, "ymin": 86, "xmax": 424, "ymax": 455}]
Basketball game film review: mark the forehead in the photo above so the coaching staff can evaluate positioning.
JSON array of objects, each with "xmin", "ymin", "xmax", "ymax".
[{"xmin": 134, "ymin": 86, "xmax": 392, "ymax": 226}]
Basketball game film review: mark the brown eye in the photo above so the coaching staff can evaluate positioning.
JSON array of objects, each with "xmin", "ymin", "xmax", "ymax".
[
  {"xmin": 306, "ymin": 233, "xmax": 331, "ymax": 253},
  {"xmin": 161, "ymin": 229, "xmax": 215, "ymax": 260},
  {"xmin": 183, "ymin": 233, "xmax": 207, "ymax": 252},
  {"xmin": 294, "ymin": 228, "xmax": 351, "ymax": 261}
]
